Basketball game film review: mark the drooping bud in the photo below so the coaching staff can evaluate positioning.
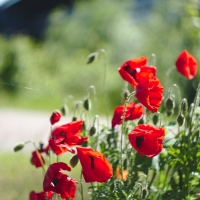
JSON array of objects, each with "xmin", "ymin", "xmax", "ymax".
[
  {"xmin": 14, "ymin": 142, "xmax": 25, "ymax": 152},
  {"xmin": 85, "ymin": 52, "xmax": 98, "ymax": 64},
  {"xmin": 72, "ymin": 116, "xmax": 77, "ymax": 121},
  {"xmin": 50, "ymin": 110, "xmax": 62, "ymax": 125},
  {"xmin": 89, "ymin": 126, "xmax": 96, "ymax": 136},
  {"xmin": 70, "ymin": 155, "xmax": 79, "ymax": 168},
  {"xmin": 177, "ymin": 114, "xmax": 185, "ymax": 126},
  {"xmin": 60, "ymin": 105, "xmax": 69, "ymax": 116},
  {"xmin": 180, "ymin": 98, "xmax": 188, "ymax": 117},
  {"xmin": 165, "ymin": 97, "xmax": 175, "ymax": 112},
  {"xmin": 152, "ymin": 114, "xmax": 159, "ymax": 125},
  {"xmin": 138, "ymin": 116, "xmax": 145, "ymax": 125},
  {"xmin": 82, "ymin": 141, "xmax": 88, "ymax": 147},
  {"xmin": 83, "ymin": 98, "xmax": 91, "ymax": 111},
  {"xmin": 167, "ymin": 110, "xmax": 174, "ymax": 117}
]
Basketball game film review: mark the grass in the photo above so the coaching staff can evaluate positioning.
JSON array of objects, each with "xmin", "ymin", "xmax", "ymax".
[{"xmin": 0, "ymin": 152, "xmax": 90, "ymax": 200}]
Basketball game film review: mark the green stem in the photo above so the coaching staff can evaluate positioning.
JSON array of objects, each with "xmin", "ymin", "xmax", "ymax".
[
  {"xmin": 80, "ymin": 170, "xmax": 84, "ymax": 200},
  {"xmin": 94, "ymin": 115, "xmax": 99, "ymax": 151},
  {"xmin": 148, "ymin": 170, "xmax": 156, "ymax": 190},
  {"xmin": 120, "ymin": 91, "xmax": 135, "ymax": 176},
  {"xmin": 189, "ymin": 82, "xmax": 200, "ymax": 132}
]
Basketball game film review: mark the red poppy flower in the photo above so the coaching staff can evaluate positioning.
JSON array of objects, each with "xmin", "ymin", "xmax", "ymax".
[
  {"xmin": 118, "ymin": 57, "xmax": 156, "ymax": 86},
  {"xmin": 48, "ymin": 138, "xmax": 75, "ymax": 155},
  {"xmin": 111, "ymin": 102, "xmax": 144, "ymax": 128},
  {"xmin": 76, "ymin": 147, "xmax": 113, "ymax": 183},
  {"xmin": 128, "ymin": 124, "xmax": 165, "ymax": 158},
  {"xmin": 29, "ymin": 191, "xmax": 53, "ymax": 200},
  {"xmin": 31, "ymin": 151, "xmax": 45, "ymax": 168},
  {"xmin": 43, "ymin": 162, "xmax": 77, "ymax": 199},
  {"xmin": 52, "ymin": 120, "xmax": 87, "ymax": 146},
  {"xmin": 175, "ymin": 50, "xmax": 198, "ymax": 80},
  {"xmin": 135, "ymin": 76, "xmax": 163, "ymax": 113},
  {"xmin": 50, "ymin": 110, "xmax": 62, "ymax": 125}
]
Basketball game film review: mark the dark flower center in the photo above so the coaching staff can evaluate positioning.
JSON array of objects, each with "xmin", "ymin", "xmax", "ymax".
[
  {"xmin": 51, "ymin": 177, "xmax": 59, "ymax": 187},
  {"xmin": 136, "ymin": 136, "xmax": 144, "ymax": 147},
  {"xmin": 89, "ymin": 156, "xmax": 95, "ymax": 169},
  {"xmin": 124, "ymin": 65, "xmax": 137, "ymax": 79}
]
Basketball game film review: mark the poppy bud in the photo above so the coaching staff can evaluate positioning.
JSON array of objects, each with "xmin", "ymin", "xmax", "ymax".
[
  {"xmin": 167, "ymin": 110, "xmax": 174, "ymax": 116},
  {"xmin": 138, "ymin": 116, "xmax": 145, "ymax": 125},
  {"xmin": 186, "ymin": 113, "xmax": 191, "ymax": 126},
  {"xmin": 177, "ymin": 114, "xmax": 185, "ymax": 126},
  {"xmin": 60, "ymin": 105, "xmax": 69, "ymax": 116},
  {"xmin": 70, "ymin": 155, "xmax": 79, "ymax": 168},
  {"xmin": 50, "ymin": 110, "xmax": 62, "ymax": 125},
  {"xmin": 165, "ymin": 97, "xmax": 175, "ymax": 112},
  {"xmin": 72, "ymin": 116, "xmax": 77, "ymax": 121},
  {"xmin": 83, "ymin": 98, "xmax": 91, "ymax": 111},
  {"xmin": 152, "ymin": 115, "xmax": 158, "ymax": 125},
  {"xmin": 89, "ymin": 126, "xmax": 96, "ymax": 136},
  {"xmin": 14, "ymin": 142, "xmax": 25, "ymax": 152},
  {"xmin": 180, "ymin": 98, "xmax": 188, "ymax": 117},
  {"xmin": 82, "ymin": 141, "xmax": 88, "ymax": 147},
  {"xmin": 85, "ymin": 52, "xmax": 98, "ymax": 64}
]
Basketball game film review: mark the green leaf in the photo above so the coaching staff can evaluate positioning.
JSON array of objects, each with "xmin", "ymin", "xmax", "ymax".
[{"xmin": 163, "ymin": 135, "xmax": 177, "ymax": 148}]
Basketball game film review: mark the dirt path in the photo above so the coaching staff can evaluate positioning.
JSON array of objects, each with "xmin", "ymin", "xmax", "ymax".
[
  {"xmin": 0, "ymin": 108, "xmax": 108, "ymax": 152},
  {"xmin": 0, "ymin": 108, "xmax": 69, "ymax": 151}
]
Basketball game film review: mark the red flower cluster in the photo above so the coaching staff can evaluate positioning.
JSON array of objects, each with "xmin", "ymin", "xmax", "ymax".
[
  {"xmin": 43, "ymin": 162, "xmax": 77, "ymax": 199},
  {"xmin": 48, "ymin": 120, "xmax": 88, "ymax": 155},
  {"xmin": 176, "ymin": 49, "xmax": 198, "ymax": 80},
  {"xmin": 118, "ymin": 56, "xmax": 163, "ymax": 113},
  {"xmin": 111, "ymin": 102, "xmax": 143, "ymax": 128},
  {"xmin": 76, "ymin": 147, "xmax": 113, "ymax": 183},
  {"xmin": 128, "ymin": 124, "xmax": 165, "ymax": 158}
]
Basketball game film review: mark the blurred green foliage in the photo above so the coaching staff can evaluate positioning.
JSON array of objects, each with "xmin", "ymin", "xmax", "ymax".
[{"xmin": 0, "ymin": 0, "xmax": 200, "ymax": 112}]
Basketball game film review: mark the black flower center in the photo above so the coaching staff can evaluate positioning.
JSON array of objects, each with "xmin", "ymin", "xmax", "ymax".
[
  {"xmin": 136, "ymin": 136, "xmax": 144, "ymax": 148},
  {"xmin": 51, "ymin": 177, "xmax": 59, "ymax": 187},
  {"xmin": 89, "ymin": 156, "xmax": 95, "ymax": 170},
  {"xmin": 124, "ymin": 65, "xmax": 137, "ymax": 79}
]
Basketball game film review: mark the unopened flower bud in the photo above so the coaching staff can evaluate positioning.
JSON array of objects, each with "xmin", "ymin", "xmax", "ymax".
[
  {"xmin": 60, "ymin": 105, "xmax": 69, "ymax": 116},
  {"xmin": 167, "ymin": 110, "xmax": 174, "ymax": 116},
  {"xmin": 85, "ymin": 52, "xmax": 98, "ymax": 64},
  {"xmin": 50, "ymin": 110, "xmax": 62, "ymax": 125},
  {"xmin": 177, "ymin": 114, "xmax": 185, "ymax": 126},
  {"xmin": 83, "ymin": 98, "xmax": 91, "ymax": 111},
  {"xmin": 70, "ymin": 155, "xmax": 79, "ymax": 168},
  {"xmin": 152, "ymin": 115, "xmax": 158, "ymax": 125},
  {"xmin": 72, "ymin": 116, "xmax": 77, "ymax": 121},
  {"xmin": 14, "ymin": 142, "xmax": 25, "ymax": 152},
  {"xmin": 89, "ymin": 126, "xmax": 96, "ymax": 136},
  {"xmin": 82, "ymin": 141, "xmax": 88, "ymax": 147},
  {"xmin": 165, "ymin": 98, "xmax": 175, "ymax": 112},
  {"xmin": 138, "ymin": 117, "xmax": 145, "ymax": 125}
]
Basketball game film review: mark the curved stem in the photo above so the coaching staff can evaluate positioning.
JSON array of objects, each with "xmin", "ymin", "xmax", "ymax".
[
  {"xmin": 167, "ymin": 84, "xmax": 181, "ymax": 113},
  {"xmin": 120, "ymin": 91, "xmax": 135, "ymax": 175},
  {"xmin": 93, "ymin": 115, "xmax": 99, "ymax": 151},
  {"xmin": 73, "ymin": 101, "xmax": 83, "ymax": 119}
]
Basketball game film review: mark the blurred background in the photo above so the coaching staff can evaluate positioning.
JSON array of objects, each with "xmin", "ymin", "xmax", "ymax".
[{"xmin": 0, "ymin": 0, "xmax": 200, "ymax": 199}]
